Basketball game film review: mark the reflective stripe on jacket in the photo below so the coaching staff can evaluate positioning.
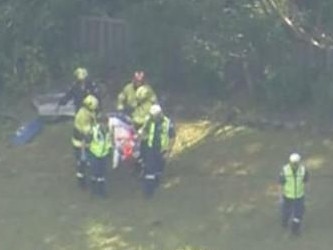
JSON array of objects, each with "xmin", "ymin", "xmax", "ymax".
[{"xmin": 147, "ymin": 116, "xmax": 170, "ymax": 152}]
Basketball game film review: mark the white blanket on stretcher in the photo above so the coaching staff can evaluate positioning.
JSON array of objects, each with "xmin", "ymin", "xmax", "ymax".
[
  {"xmin": 108, "ymin": 116, "xmax": 138, "ymax": 168},
  {"xmin": 108, "ymin": 116, "xmax": 137, "ymax": 150}
]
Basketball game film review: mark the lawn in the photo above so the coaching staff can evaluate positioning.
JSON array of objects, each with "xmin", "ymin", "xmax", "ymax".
[{"xmin": 0, "ymin": 117, "xmax": 333, "ymax": 250}]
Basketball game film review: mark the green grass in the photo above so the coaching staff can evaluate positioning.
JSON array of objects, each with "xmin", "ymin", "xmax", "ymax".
[{"xmin": 0, "ymin": 120, "xmax": 333, "ymax": 250}]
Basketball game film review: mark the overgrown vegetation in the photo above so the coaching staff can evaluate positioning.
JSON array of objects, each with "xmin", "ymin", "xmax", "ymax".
[
  {"xmin": 1, "ymin": 2, "xmax": 333, "ymax": 249},
  {"xmin": 1, "ymin": 0, "xmax": 333, "ymax": 110}
]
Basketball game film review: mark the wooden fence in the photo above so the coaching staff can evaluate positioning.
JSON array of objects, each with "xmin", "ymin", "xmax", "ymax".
[{"xmin": 75, "ymin": 16, "xmax": 129, "ymax": 89}]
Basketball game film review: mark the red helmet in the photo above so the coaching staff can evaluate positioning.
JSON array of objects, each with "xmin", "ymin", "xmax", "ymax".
[
  {"xmin": 122, "ymin": 140, "xmax": 134, "ymax": 159},
  {"xmin": 133, "ymin": 71, "xmax": 145, "ymax": 83}
]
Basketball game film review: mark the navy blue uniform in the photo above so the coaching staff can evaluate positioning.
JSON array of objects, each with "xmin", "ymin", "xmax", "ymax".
[
  {"xmin": 141, "ymin": 117, "xmax": 175, "ymax": 198},
  {"xmin": 59, "ymin": 80, "xmax": 101, "ymax": 112}
]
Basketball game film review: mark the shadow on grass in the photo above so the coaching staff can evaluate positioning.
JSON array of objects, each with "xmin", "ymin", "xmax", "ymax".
[{"xmin": 1, "ymin": 116, "xmax": 333, "ymax": 250}]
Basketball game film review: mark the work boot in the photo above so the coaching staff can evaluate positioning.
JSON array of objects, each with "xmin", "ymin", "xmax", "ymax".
[
  {"xmin": 291, "ymin": 218, "xmax": 301, "ymax": 236},
  {"xmin": 77, "ymin": 177, "xmax": 86, "ymax": 189},
  {"xmin": 143, "ymin": 178, "xmax": 156, "ymax": 199},
  {"xmin": 76, "ymin": 172, "xmax": 86, "ymax": 189},
  {"xmin": 97, "ymin": 182, "xmax": 107, "ymax": 198},
  {"xmin": 94, "ymin": 177, "xmax": 107, "ymax": 198},
  {"xmin": 90, "ymin": 179, "xmax": 97, "ymax": 195}
]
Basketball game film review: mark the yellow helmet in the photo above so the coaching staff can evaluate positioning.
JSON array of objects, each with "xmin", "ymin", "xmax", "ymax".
[
  {"xmin": 74, "ymin": 67, "xmax": 88, "ymax": 81},
  {"xmin": 83, "ymin": 95, "xmax": 99, "ymax": 110}
]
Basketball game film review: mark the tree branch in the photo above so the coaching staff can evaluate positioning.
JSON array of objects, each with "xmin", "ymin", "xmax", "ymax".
[{"xmin": 263, "ymin": 0, "xmax": 333, "ymax": 49}]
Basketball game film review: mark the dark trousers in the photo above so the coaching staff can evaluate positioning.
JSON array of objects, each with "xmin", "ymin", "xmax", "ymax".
[
  {"xmin": 134, "ymin": 141, "xmax": 147, "ymax": 173},
  {"xmin": 281, "ymin": 196, "xmax": 305, "ymax": 235},
  {"xmin": 73, "ymin": 146, "xmax": 89, "ymax": 188},
  {"xmin": 89, "ymin": 152, "xmax": 109, "ymax": 197},
  {"xmin": 142, "ymin": 148, "xmax": 165, "ymax": 198}
]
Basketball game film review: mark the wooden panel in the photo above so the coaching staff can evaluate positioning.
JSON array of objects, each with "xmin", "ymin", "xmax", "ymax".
[{"xmin": 77, "ymin": 16, "xmax": 127, "ymax": 64}]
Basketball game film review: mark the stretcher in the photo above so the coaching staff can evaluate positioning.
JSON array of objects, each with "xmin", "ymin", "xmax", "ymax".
[
  {"xmin": 7, "ymin": 91, "xmax": 72, "ymax": 146},
  {"xmin": 32, "ymin": 92, "xmax": 75, "ymax": 117},
  {"xmin": 108, "ymin": 112, "xmax": 141, "ymax": 169},
  {"xmin": 27, "ymin": 92, "xmax": 141, "ymax": 165}
]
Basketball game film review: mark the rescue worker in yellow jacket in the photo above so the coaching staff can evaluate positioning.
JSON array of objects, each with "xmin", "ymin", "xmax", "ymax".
[
  {"xmin": 87, "ymin": 114, "xmax": 113, "ymax": 197},
  {"xmin": 279, "ymin": 153, "xmax": 309, "ymax": 236},
  {"xmin": 117, "ymin": 71, "xmax": 157, "ymax": 129},
  {"xmin": 139, "ymin": 104, "xmax": 176, "ymax": 198},
  {"xmin": 72, "ymin": 95, "xmax": 99, "ymax": 188}
]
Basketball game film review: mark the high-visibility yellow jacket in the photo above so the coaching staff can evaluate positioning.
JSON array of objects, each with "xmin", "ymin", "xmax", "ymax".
[
  {"xmin": 140, "ymin": 115, "xmax": 175, "ymax": 152},
  {"xmin": 133, "ymin": 84, "xmax": 157, "ymax": 127},
  {"xmin": 147, "ymin": 116, "xmax": 171, "ymax": 152},
  {"xmin": 89, "ymin": 124, "xmax": 112, "ymax": 158},
  {"xmin": 281, "ymin": 164, "xmax": 307, "ymax": 199},
  {"xmin": 117, "ymin": 83, "xmax": 138, "ymax": 111},
  {"xmin": 131, "ymin": 101, "xmax": 154, "ymax": 127},
  {"xmin": 117, "ymin": 83, "xmax": 157, "ymax": 126},
  {"xmin": 72, "ymin": 107, "xmax": 96, "ymax": 148}
]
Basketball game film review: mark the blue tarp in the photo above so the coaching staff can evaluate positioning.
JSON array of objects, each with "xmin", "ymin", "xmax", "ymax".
[{"xmin": 9, "ymin": 118, "xmax": 43, "ymax": 146}]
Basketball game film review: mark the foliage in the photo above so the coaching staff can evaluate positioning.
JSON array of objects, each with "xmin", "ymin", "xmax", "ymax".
[
  {"xmin": 118, "ymin": 0, "xmax": 333, "ymax": 110},
  {"xmin": 0, "ymin": 0, "xmax": 84, "ymax": 95},
  {"xmin": 1, "ymin": 0, "xmax": 333, "ymax": 111}
]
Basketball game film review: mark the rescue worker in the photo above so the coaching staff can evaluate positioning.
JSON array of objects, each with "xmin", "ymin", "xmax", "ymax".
[
  {"xmin": 58, "ymin": 67, "xmax": 101, "ymax": 112},
  {"xmin": 72, "ymin": 94, "xmax": 99, "ymax": 189},
  {"xmin": 279, "ymin": 153, "xmax": 309, "ymax": 236},
  {"xmin": 139, "ymin": 104, "xmax": 176, "ymax": 198},
  {"xmin": 87, "ymin": 114, "xmax": 113, "ymax": 197},
  {"xmin": 117, "ymin": 71, "xmax": 157, "ymax": 129}
]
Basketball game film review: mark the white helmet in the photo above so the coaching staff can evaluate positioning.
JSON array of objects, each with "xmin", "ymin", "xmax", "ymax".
[
  {"xmin": 289, "ymin": 153, "xmax": 301, "ymax": 163},
  {"xmin": 150, "ymin": 104, "xmax": 162, "ymax": 116}
]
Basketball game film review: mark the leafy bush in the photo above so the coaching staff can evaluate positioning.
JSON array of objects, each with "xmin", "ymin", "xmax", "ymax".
[{"xmin": 1, "ymin": 45, "xmax": 51, "ymax": 95}]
